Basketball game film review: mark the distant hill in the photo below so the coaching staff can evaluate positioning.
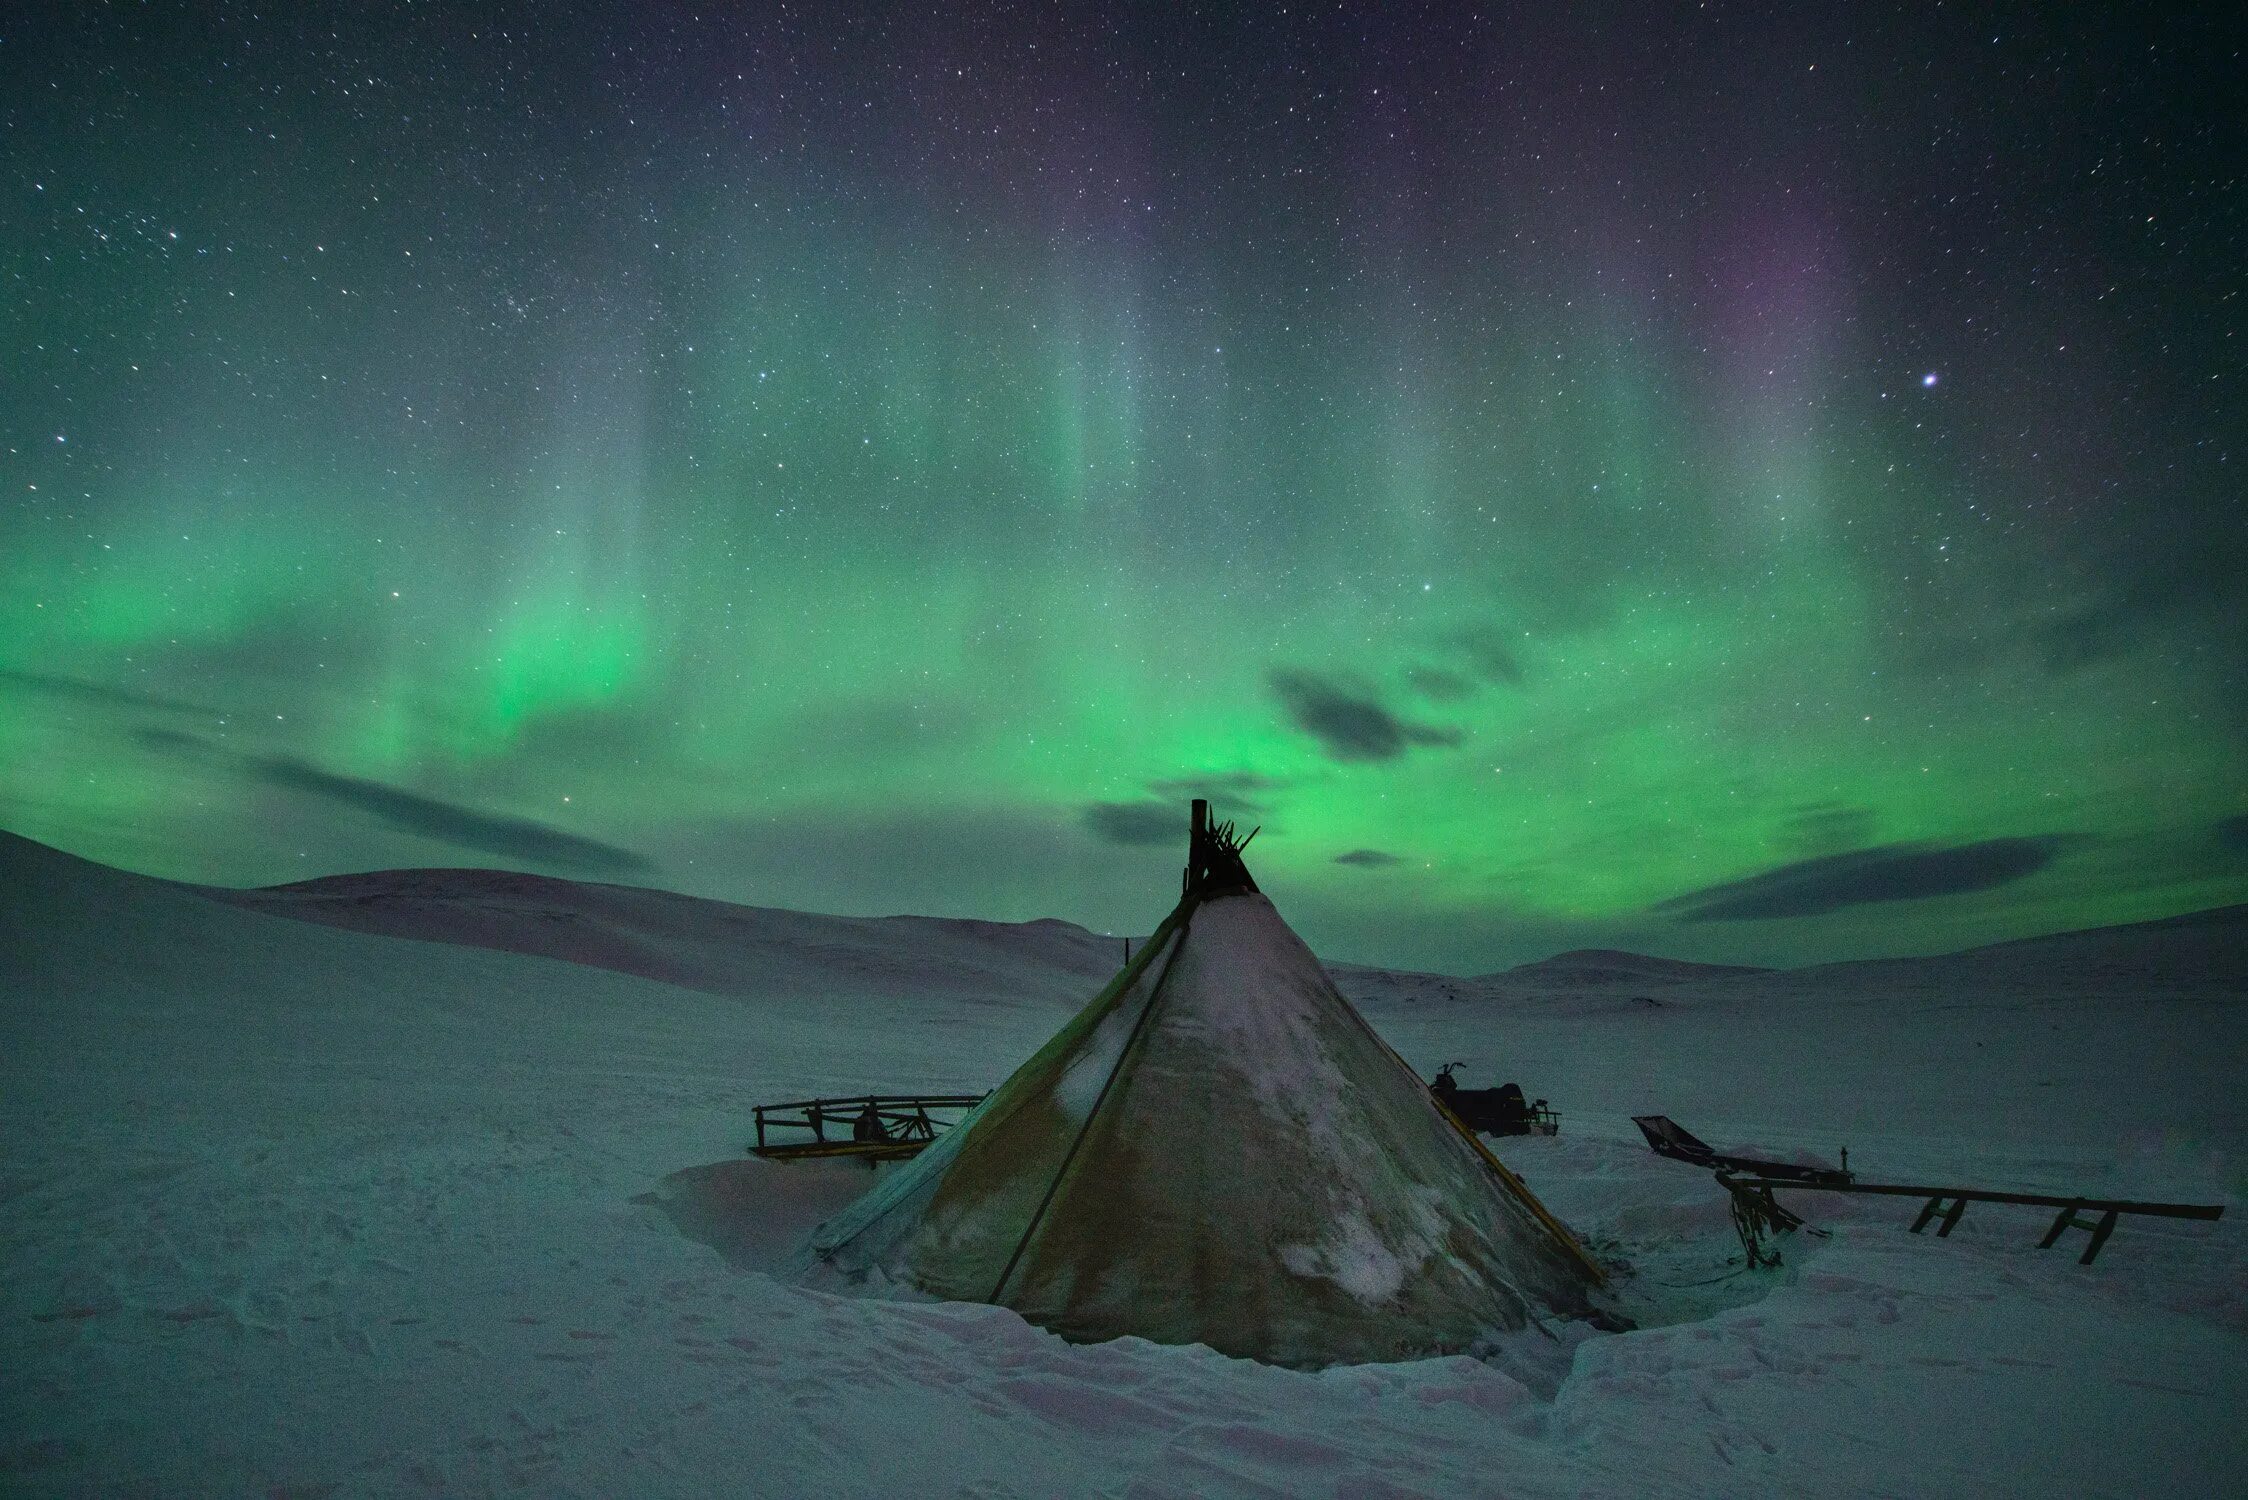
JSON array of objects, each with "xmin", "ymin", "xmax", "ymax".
[
  {"xmin": 201, "ymin": 864, "xmax": 1121, "ymax": 1004},
  {"xmin": 7, "ymin": 828, "xmax": 2240, "ymax": 1003},
  {"xmin": 0, "ymin": 829, "xmax": 1121, "ymax": 1083},
  {"xmin": 1960, "ymin": 901, "xmax": 2248, "ymax": 957},
  {"xmin": 1487, "ymin": 948, "xmax": 1773, "ymax": 988},
  {"xmin": 1478, "ymin": 907, "xmax": 2248, "ymax": 996},
  {"xmin": 1789, "ymin": 902, "xmax": 2248, "ymax": 994}
]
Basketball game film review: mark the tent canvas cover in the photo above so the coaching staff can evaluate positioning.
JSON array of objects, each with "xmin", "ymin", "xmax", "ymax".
[{"xmin": 808, "ymin": 805, "xmax": 1611, "ymax": 1368}]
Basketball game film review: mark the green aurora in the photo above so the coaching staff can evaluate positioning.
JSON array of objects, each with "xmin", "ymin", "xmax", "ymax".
[{"xmin": 4, "ymin": 6, "xmax": 2242, "ymax": 970}]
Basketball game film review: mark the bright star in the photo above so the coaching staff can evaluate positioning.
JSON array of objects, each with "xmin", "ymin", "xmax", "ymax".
[{"xmin": 1921, "ymin": 372, "xmax": 1939, "ymax": 387}]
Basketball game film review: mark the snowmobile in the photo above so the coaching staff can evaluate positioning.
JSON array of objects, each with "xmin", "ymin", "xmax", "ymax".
[{"xmin": 1429, "ymin": 1063, "xmax": 1559, "ymax": 1136}]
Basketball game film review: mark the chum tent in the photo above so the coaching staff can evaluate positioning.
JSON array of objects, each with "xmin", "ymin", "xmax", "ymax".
[{"xmin": 807, "ymin": 802, "xmax": 1613, "ymax": 1367}]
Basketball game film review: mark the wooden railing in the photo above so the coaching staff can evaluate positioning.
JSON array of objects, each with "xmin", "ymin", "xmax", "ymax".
[{"xmin": 751, "ymin": 1094, "xmax": 987, "ymax": 1161}]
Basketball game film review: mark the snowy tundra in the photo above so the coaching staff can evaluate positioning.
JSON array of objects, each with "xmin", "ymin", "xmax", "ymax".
[{"xmin": 2, "ymin": 831, "xmax": 2242, "ymax": 1497}]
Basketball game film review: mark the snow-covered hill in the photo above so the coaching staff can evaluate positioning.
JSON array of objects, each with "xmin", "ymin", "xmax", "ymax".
[
  {"xmin": 4, "ymin": 830, "xmax": 2243, "ymax": 1496},
  {"xmin": 1788, "ymin": 901, "xmax": 2248, "ymax": 995},
  {"xmin": 205, "ymin": 864, "xmax": 1123, "ymax": 1006},
  {"xmin": 1487, "ymin": 947, "xmax": 1773, "ymax": 988}
]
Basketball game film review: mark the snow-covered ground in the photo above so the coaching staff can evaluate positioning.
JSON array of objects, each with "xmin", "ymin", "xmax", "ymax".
[{"xmin": 3, "ymin": 831, "xmax": 2242, "ymax": 1496}]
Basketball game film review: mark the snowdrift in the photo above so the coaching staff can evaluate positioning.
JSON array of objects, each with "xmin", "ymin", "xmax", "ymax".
[{"xmin": 4, "ymin": 830, "xmax": 2243, "ymax": 1496}]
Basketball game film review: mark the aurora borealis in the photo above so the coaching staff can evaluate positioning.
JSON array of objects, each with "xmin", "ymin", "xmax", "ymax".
[{"xmin": 3, "ymin": 5, "xmax": 2242, "ymax": 970}]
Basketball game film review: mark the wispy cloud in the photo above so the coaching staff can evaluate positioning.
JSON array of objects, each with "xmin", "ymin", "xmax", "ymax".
[{"xmin": 1, "ymin": 668, "xmax": 227, "ymax": 720}]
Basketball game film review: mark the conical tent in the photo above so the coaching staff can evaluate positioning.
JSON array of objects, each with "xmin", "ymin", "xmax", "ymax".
[{"xmin": 809, "ymin": 803, "xmax": 1609, "ymax": 1367}]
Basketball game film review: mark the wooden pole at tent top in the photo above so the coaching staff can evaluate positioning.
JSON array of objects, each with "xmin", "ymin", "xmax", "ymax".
[{"xmin": 1186, "ymin": 798, "xmax": 1209, "ymax": 894}]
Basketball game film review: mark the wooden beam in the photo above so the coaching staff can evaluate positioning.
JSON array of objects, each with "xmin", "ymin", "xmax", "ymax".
[
  {"xmin": 2080, "ymin": 1210, "xmax": 2120, "ymax": 1265},
  {"xmin": 1723, "ymin": 1177, "xmax": 2224, "ymax": 1221},
  {"xmin": 1717, "ymin": 1172, "xmax": 2222, "ymax": 1267}
]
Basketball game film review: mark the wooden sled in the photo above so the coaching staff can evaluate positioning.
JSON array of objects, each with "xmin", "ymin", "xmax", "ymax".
[
  {"xmin": 750, "ymin": 1094, "xmax": 986, "ymax": 1163},
  {"xmin": 1632, "ymin": 1114, "xmax": 1852, "ymax": 1185},
  {"xmin": 1715, "ymin": 1170, "xmax": 2225, "ymax": 1267}
]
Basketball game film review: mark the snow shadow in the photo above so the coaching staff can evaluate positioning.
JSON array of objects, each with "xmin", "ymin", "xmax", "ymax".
[{"xmin": 636, "ymin": 1156, "xmax": 879, "ymax": 1273}]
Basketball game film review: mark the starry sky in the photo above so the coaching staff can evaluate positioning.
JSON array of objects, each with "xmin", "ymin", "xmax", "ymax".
[{"xmin": 3, "ymin": 3, "xmax": 2243, "ymax": 972}]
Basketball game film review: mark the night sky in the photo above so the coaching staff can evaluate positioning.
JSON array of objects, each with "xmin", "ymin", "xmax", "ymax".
[{"xmin": 4, "ymin": 4, "xmax": 2243, "ymax": 971}]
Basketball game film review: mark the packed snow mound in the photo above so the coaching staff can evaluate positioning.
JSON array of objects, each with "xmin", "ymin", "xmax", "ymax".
[{"xmin": 202, "ymin": 861, "xmax": 1121, "ymax": 1005}]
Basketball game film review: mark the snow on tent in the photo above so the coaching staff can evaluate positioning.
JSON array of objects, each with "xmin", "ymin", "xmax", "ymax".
[{"xmin": 807, "ymin": 801, "xmax": 1614, "ymax": 1368}]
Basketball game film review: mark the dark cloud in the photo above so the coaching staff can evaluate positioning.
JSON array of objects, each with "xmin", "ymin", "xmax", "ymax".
[
  {"xmin": 248, "ymin": 757, "xmax": 655, "ymax": 876},
  {"xmin": 1779, "ymin": 803, "xmax": 1877, "ymax": 859},
  {"xmin": 135, "ymin": 610, "xmax": 377, "ymax": 687},
  {"xmin": 2217, "ymin": 814, "xmax": 2248, "ymax": 855},
  {"xmin": 1081, "ymin": 800, "xmax": 1183, "ymax": 847},
  {"xmin": 1406, "ymin": 666, "xmax": 1473, "ymax": 702},
  {"xmin": 133, "ymin": 727, "xmax": 207, "ymax": 753},
  {"xmin": 2041, "ymin": 605, "xmax": 2138, "ymax": 676},
  {"xmin": 2, "ymin": 668, "xmax": 227, "ymax": 721},
  {"xmin": 1398, "ymin": 628, "xmax": 1527, "ymax": 707},
  {"xmin": 2037, "ymin": 549, "xmax": 2243, "ymax": 676},
  {"xmin": 1269, "ymin": 669, "xmax": 1462, "ymax": 763},
  {"xmin": 1334, "ymin": 848, "xmax": 1401, "ymax": 867},
  {"xmin": 132, "ymin": 728, "xmax": 652, "ymax": 876},
  {"xmin": 1448, "ymin": 626, "xmax": 1527, "ymax": 688},
  {"xmin": 1656, "ymin": 837, "xmax": 2062, "ymax": 922}
]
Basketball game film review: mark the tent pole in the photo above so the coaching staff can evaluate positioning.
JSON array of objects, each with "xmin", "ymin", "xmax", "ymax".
[{"xmin": 1186, "ymin": 798, "xmax": 1209, "ymax": 894}]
